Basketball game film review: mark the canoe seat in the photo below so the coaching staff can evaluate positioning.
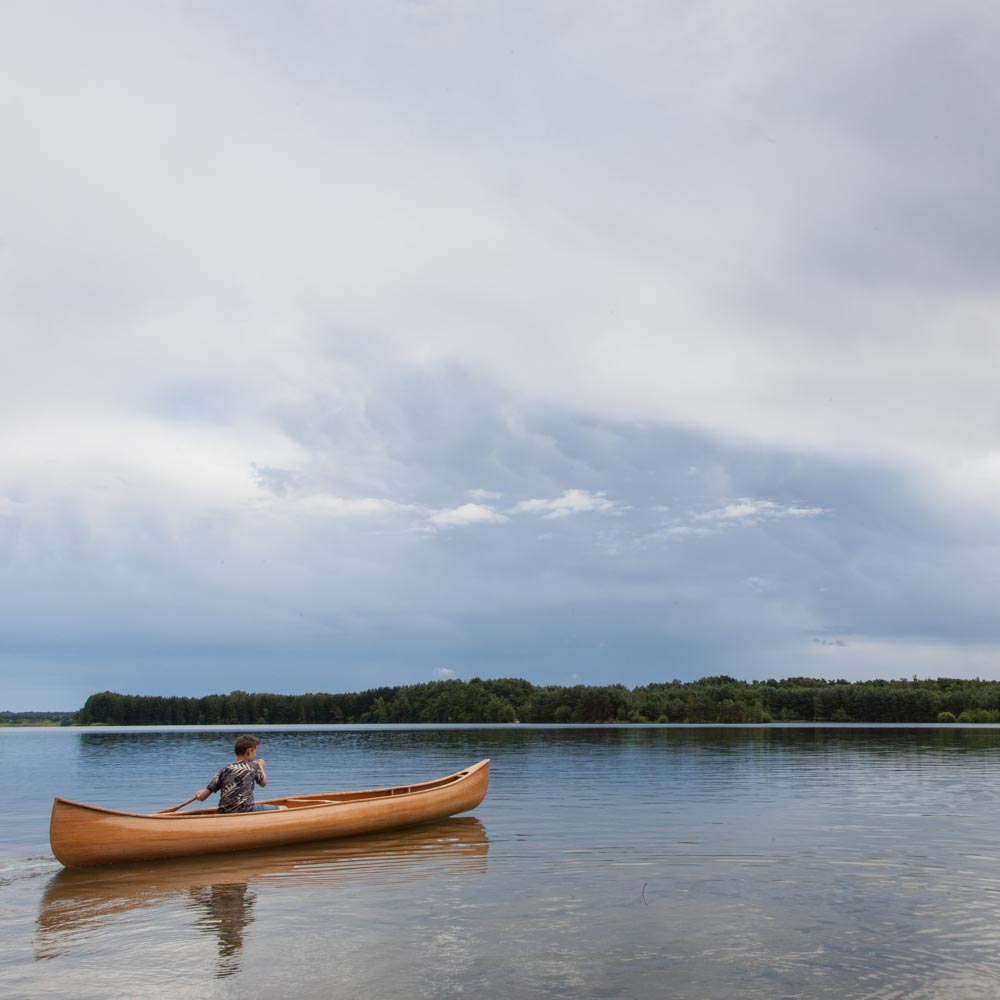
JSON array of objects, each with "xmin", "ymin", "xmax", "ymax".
[{"xmin": 283, "ymin": 798, "xmax": 339, "ymax": 808}]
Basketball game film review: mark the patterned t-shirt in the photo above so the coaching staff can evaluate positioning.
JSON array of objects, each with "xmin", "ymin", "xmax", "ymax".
[{"xmin": 207, "ymin": 760, "xmax": 264, "ymax": 813}]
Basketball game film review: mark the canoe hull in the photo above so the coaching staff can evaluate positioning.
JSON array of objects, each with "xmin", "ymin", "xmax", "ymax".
[{"xmin": 51, "ymin": 759, "xmax": 489, "ymax": 868}]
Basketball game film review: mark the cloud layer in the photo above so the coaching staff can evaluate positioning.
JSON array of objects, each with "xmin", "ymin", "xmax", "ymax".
[{"xmin": 2, "ymin": 1, "xmax": 1000, "ymax": 707}]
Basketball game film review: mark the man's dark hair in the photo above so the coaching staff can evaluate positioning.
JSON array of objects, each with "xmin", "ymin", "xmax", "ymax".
[{"xmin": 234, "ymin": 734, "xmax": 261, "ymax": 756}]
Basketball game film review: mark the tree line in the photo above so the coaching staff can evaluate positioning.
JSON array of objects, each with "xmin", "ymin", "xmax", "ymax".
[
  {"xmin": 0, "ymin": 711, "xmax": 77, "ymax": 727},
  {"xmin": 73, "ymin": 676, "xmax": 1000, "ymax": 726}
]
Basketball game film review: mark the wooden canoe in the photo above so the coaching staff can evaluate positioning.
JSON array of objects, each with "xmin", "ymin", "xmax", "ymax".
[{"xmin": 50, "ymin": 758, "xmax": 490, "ymax": 868}]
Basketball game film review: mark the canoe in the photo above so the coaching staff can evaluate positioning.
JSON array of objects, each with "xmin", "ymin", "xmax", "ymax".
[{"xmin": 50, "ymin": 758, "xmax": 490, "ymax": 868}]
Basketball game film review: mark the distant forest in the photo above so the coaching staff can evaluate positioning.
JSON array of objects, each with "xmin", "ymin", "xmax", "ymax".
[
  {"xmin": 73, "ymin": 676, "xmax": 1000, "ymax": 726},
  {"xmin": 0, "ymin": 711, "xmax": 77, "ymax": 727}
]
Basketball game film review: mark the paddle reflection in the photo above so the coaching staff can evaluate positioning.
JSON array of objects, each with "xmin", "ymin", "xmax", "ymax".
[{"xmin": 36, "ymin": 817, "xmax": 488, "ymax": 973}]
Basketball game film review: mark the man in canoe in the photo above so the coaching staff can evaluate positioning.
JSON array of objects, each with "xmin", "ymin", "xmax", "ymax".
[{"xmin": 194, "ymin": 735, "xmax": 279, "ymax": 813}]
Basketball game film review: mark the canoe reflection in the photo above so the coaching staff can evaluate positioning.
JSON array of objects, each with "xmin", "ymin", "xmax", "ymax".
[{"xmin": 36, "ymin": 817, "xmax": 488, "ymax": 974}]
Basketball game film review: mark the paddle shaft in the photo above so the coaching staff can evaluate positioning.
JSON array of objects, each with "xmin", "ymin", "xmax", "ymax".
[{"xmin": 159, "ymin": 794, "xmax": 198, "ymax": 814}]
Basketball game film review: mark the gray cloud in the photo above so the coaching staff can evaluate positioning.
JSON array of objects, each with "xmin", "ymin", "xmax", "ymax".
[{"xmin": 3, "ymin": 1, "xmax": 1000, "ymax": 706}]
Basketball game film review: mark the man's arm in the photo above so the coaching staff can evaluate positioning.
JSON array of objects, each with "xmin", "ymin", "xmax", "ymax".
[
  {"xmin": 256, "ymin": 758, "xmax": 268, "ymax": 787},
  {"xmin": 195, "ymin": 769, "xmax": 224, "ymax": 802}
]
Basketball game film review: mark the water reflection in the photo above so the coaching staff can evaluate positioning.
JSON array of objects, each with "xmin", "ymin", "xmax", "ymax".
[
  {"xmin": 189, "ymin": 882, "xmax": 256, "ymax": 978},
  {"xmin": 36, "ymin": 817, "xmax": 488, "ymax": 974}
]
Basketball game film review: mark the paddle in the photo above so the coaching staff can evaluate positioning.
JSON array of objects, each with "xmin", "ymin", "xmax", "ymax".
[{"xmin": 158, "ymin": 795, "xmax": 199, "ymax": 814}]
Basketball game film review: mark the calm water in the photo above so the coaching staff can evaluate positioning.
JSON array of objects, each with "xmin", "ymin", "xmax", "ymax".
[{"xmin": 4, "ymin": 725, "xmax": 1000, "ymax": 999}]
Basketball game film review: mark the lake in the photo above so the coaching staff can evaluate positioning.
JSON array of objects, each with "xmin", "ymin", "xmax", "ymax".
[{"xmin": 3, "ymin": 724, "xmax": 1000, "ymax": 999}]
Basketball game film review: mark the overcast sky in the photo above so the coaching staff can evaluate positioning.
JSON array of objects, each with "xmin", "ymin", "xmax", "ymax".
[{"xmin": 3, "ymin": 1, "xmax": 1000, "ymax": 709}]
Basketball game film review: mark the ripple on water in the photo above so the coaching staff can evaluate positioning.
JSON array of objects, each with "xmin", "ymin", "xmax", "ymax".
[{"xmin": 6, "ymin": 725, "xmax": 1000, "ymax": 999}]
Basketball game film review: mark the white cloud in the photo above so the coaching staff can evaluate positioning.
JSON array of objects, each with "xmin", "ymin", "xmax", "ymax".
[
  {"xmin": 660, "ymin": 525, "xmax": 720, "ymax": 539},
  {"xmin": 295, "ymin": 495, "xmax": 417, "ymax": 519},
  {"xmin": 280, "ymin": 494, "xmax": 514, "ymax": 530},
  {"xmin": 694, "ymin": 499, "xmax": 827, "ymax": 525},
  {"xmin": 651, "ymin": 498, "xmax": 826, "ymax": 541},
  {"xmin": 427, "ymin": 503, "xmax": 509, "ymax": 528},
  {"xmin": 433, "ymin": 667, "xmax": 457, "ymax": 680},
  {"xmin": 512, "ymin": 489, "xmax": 624, "ymax": 520}
]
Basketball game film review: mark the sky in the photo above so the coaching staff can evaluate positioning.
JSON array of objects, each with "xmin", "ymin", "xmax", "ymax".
[{"xmin": 2, "ymin": 1, "xmax": 1000, "ymax": 709}]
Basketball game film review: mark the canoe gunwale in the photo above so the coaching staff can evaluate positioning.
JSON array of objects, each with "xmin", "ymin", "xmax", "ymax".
[{"xmin": 52, "ymin": 762, "xmax": 483, "ymax": 821}]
